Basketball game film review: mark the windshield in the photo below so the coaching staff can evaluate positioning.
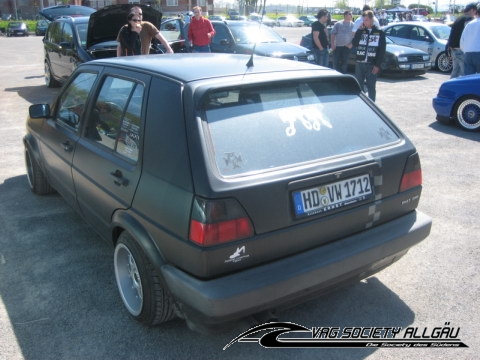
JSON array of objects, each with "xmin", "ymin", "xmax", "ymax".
[
  {"xmin": 430, "ymin": 25, "xmax": 450, "ymax": 40},
  {"xmin": 202, "ymin": 80, "xmax": 400, "ymax": 176},
  {"xmin": 230, "ymin": 24, "xmax": 283, "ymax": 44}
]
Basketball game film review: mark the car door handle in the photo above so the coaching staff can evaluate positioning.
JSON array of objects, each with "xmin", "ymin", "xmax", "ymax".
[
  {"xmin": 110, "ymin": 170, "xmax": 129, "ymax": 187},
  {"xmin": 62, "ymin": 140, "xmax": 73, "ymax": 152}
]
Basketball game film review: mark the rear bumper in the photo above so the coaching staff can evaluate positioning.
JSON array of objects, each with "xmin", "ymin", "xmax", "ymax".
[{"xmin": 161, "ymin": 210, "xmax": 431, "ymax": 331}]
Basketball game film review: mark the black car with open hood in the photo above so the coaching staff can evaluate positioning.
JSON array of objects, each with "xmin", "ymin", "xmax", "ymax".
[
  {"xmin": 43, "ymin": 4, "xmax": 186, "ymax": 87},
  {"xmin": 86, "ymin": 4, "xmax": 163, "ymax": 54}
]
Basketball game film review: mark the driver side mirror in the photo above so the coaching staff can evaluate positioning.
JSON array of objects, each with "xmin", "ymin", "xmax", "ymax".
[{"xmin": 29, "ymin": 104, "xmax": 51, "ymax": 119}]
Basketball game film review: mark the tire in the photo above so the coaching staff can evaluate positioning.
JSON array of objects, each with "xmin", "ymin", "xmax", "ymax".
[
  {"xmin": 44, "ymin": 61, "xmax": 59, "ymax": 88},
  {"xmin": 454, "ymin": 96, "xmax": 480, "ymax": 131},
  {"xmin": 114, "ymin": 232, "xmax": 176, "ymax": 326},
  {"xmin": 436, "ymin": 51, "xmax": 452, "ymax": 73},
  {"xmin": 24, "ymin": 146, "xmax": 54, "ymax": 195}
]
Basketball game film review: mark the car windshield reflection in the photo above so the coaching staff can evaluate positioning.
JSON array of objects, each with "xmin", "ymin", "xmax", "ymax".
[{"xmin": 230, "ymin": 25, "xmax": 283, "ymax": 44}]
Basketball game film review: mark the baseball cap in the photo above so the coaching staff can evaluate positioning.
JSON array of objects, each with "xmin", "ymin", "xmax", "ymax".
[{"xmin": 463, "ymin": 3, "xmax": 478, "ymax": 12}]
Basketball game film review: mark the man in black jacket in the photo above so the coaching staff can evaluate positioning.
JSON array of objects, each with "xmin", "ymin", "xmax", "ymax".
[{"xmin": 352, "ymin": 10, "xmax": 386, "ymax": 102}]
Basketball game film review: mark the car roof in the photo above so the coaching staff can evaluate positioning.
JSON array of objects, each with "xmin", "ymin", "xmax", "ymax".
[
  {"xmin": 386, "ymin": 21, "xmax": 448, "ymax": 28},
  {"xmin": 90, "ymin": 53, "xmax": 336, "ymax": 83},
  {"xmin": 212, "ymin": 20, "xmax": 269, "ymax": 27}
]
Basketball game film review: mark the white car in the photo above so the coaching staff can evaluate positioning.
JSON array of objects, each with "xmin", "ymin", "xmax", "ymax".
[
  {"xmin": 383, "ymin": 21, "xmax": 452, "ymax": 73},
  {"xmin": 276, "ymin": 15, "xmax": 304, "ymax": 27}
]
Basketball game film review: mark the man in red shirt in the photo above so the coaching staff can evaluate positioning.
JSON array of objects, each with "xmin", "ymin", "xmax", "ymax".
[{"xmin": 187, "ymin": 6, "xmax": 215, "ymax": 53}]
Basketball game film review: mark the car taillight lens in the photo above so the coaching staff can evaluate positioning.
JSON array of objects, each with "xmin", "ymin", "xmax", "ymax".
[
  {"xmin": 399, "ymin": 152, "xmax": 422, "ymax": 192},
  {"xmin": 189, "ymin": 197, "xmax": 254, "ymax": 246}
]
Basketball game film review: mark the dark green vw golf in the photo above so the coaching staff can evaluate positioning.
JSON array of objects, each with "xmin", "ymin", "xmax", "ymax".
[{"xmin": 24, "ymin": 53, "xmax": 431, "ymax": 333}]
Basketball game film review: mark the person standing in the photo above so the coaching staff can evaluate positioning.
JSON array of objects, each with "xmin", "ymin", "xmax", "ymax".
[
  {"xmin": 331, "ymin": 10, "xmax": 354, "ymax": 73},
  {"xmin": 187, "ymin": 6, "xmax": 215, "ymax": 53},
  {"xmin": 352, "ymin": 10, "xmax": 386, "ymax": 102},
  {"xmin": 116, "ymin": 7, "xmax": 173, "ymax": 56},
  {"xmin": 311, "ymin": 9, "xmax": 330, "ymax": 67},
  {"xmin": 460, "ymin": 4, "xmax": 480, "ymax": 75},
  {"xmin": 446, "ymin": 3, "xmax": 478, "ymax": 78},
  {"xmin": 352, "ymin": 5, "xmax": 380, "ymax": 34}
]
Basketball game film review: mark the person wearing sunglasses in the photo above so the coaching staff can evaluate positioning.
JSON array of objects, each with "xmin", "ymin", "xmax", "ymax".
[{"xmin": 117, "ymin": 8, "xmax": 173, "ymax": 56}]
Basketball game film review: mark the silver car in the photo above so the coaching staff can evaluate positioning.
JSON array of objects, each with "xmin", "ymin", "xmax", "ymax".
[{"xmin": 383, "ymin": 21, "xmax": 452, "ymax": 73}]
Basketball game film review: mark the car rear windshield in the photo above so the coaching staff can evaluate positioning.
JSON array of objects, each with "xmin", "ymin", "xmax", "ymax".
[{"xmin": 202, "ymin": 79, "xmax": 400, "ymax": 177}]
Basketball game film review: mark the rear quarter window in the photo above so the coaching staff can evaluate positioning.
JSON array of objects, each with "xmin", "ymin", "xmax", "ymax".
[{"xmin": 202, "ymin": 79, "xmax": 400, "ymax": 176}]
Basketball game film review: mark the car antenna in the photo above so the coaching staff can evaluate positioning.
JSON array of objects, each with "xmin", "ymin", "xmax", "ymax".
[{"xmin": 246, "ymin": 0, "xmax": 268, "ymax": 68}]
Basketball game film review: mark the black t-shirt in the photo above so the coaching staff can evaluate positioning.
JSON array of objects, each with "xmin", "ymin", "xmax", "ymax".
[{"xmin": 311, "ymin": 21, "xmax": 329, "ymax": 49}]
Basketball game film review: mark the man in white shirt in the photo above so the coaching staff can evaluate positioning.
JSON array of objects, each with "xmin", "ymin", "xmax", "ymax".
[
  {"xmin": 460, "ymin": 4, "xmax": 480, "ymax": 75},
  {"xmin": 352, "ymin": 5, "xmax": 380, "ymax": 33}
]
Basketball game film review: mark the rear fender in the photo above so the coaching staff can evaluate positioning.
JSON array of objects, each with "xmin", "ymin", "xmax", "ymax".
[{"xmin": 111, "ymin": 210, "xmax": 166, "ymax": 272}]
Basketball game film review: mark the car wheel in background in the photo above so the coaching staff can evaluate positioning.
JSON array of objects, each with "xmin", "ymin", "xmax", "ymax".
[
  {"xmin": 455, "ymin": 96, "xmax": 480, "ymax": 131},
  {"xmin": 114, "ymin": 232, "xmax": 176, "ymax": 326},
  {"xmin": 25, "ymin": 146, "xmax": 54, "ymax": 194},
  {"xmin": 436, "ymin": 51, "xmax": 452, "ymax": 73},
  {"xmin": 44, "ymin": 61, "xmax": 59, "ymax": 88}
]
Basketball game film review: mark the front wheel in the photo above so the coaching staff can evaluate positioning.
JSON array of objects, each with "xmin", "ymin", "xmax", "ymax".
[
  {"xmin": 454, "ymin": 96, "xmax": 480, "ymax": 131},
  {"xmin": 436, "ymin": 51, "xmax": 452, "ymax": 73},
  {"xmin": 114, "ymin": 232, "xmax": 176, "ymax": 326},
  {"xmin": 25, "ymin": 146, "xmax": 54, "ymax": 195}
]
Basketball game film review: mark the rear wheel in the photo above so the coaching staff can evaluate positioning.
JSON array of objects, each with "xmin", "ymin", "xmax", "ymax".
[
  {"xmin": 454, "ymin": 96, "xmax": 480, "ymax": 131},
  {"xmin": 114, "ymin": 232, "xmax": 176, "ymax": 326},
  {"xmin": 436, "ymin": 51, "xmax": 452, "ymax": 73},
  {"xmin": 44, "ymin": 61, "xmax": 59, "ymax": 88},
  {"xmin": 25, "ymin": 146, "xmax": 54, "ymax": 195}
]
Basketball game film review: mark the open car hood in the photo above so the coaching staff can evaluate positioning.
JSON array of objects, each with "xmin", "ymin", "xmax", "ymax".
[
  {"xmin": 87, "ymin": 4, "xmax": 162, "ymax": 50},
  {"xmin": 39, "ymin": 5, "xmax": 96, "ymax": 21}
]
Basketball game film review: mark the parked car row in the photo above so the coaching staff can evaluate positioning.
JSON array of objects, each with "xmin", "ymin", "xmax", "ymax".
[
  {"xmin": 300, "ymin": 33, "xmax": 432, "ymax": 77},
  {"xmin": 41, "ymin": 5, "xmax": 314, "ymax": 88}
]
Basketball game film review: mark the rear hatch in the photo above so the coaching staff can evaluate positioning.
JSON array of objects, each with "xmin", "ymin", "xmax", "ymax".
[
  {"xmin": 39, "ymin": 5, "xmax": 96, "ymax": 21},
  {"xmin": 86, "ymin": 4, "xmax": 163, "ymax": 59},
  {"xmin": 180, "ymin": 74, "xmax": 423, "ymax": 278}
]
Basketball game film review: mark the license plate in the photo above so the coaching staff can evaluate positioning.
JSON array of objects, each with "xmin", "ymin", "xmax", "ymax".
[
  {"xmin": 293, "ymin": 174, "xmax": 373, "ymax": 217},
  {"xmin": 412, "ymin": 63, "xmax": 424, "ymax": 69}
]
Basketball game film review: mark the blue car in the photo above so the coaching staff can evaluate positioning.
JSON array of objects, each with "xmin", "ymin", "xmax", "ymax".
[{"xmin": 432, "ymin": 74, "xmax": 480, "ymax": 131}]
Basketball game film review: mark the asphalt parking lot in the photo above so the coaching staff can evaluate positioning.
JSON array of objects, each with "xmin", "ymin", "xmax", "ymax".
[{"xmin": 0, "ymin": 35, "xmax": 479, "ymax": 360}]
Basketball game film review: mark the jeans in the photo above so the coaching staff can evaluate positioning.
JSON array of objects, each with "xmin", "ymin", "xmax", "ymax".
[
  {"xmin": 314, "ymin": 48, "xmax": 329, "ymax": 67},
  {"xmin": 464, "ymin": 52, "xmax": 480, "ymax": 75},
  {"xmin": 333, "ymin": 46, "xmax": 351, "ymax": 73},
  {"xmin": 355, "ymin": 62, "xmax": 378, "ymax": 102},
  {"xmin": 192, "ymin": 45, "xmax": 211, "ymax": 53},
  {"xmin": 450, "ymin": 48, "xmax": 464, "ymax": 78}
]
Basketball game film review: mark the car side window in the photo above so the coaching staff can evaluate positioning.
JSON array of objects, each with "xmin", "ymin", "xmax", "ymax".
[
  {"xmin": 160, "ymin": 19, "xmax": 182, "ymax": 42},
  {"xmin": 47, "ymin": 21, "xmax": 62, "ymax": 43},
  {"xmin": 62, "ymin": 23, "xmax": 73, "ymax": 46},
  {"xmin": 56, "ymin": 72, "xmax": 98, "ymax": 131},
  {"xmin": 212, "ymin": 24, "xmax": 230, "ymax": 45},
  {"xmin": 86, "ymin": 76, "xmax": 144, "ymax": 162},
  {"xmin": 414, "ymin": 26, "xmax": 431, "ymax": 42},
  {"xmin": 387, "ymin": 25, "xmax": 409, "ymax": 39}
]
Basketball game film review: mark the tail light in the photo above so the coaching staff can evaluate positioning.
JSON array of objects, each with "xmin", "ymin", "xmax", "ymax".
[
  {"xmin": 399, "ymin": 153, "xmax": 422, "ymax": 192},
  {"xmin": 189, "ymin": 197, "xmax": 254, "ymax": 246}
]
